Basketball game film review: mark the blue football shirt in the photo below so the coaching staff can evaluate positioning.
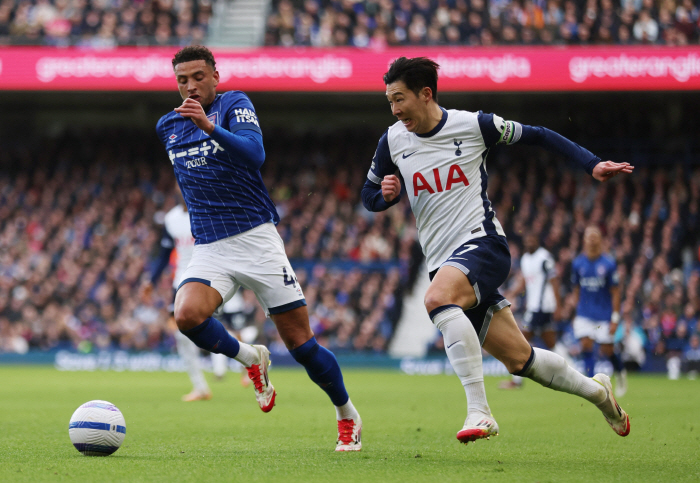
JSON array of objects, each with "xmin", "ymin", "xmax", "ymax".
[
  {"xmin": 156, "ymin": 90, "xmax": 279, "ymax": 245},
  {"xmin": 571, "ymin": 253, "xmax": 619, "ymax": 321}
]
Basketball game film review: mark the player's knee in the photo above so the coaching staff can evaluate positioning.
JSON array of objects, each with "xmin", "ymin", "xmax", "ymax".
[
  {"xmin": 174, "ymin": 303, "xmax": 208, "ymax": 332},
  {"xmin": 424, "ymin": 291, "xmax": 451, "ymax": 315},
  {"xmin": 506, "ymin": 357, "xmax": 527, "ymax": 375}
]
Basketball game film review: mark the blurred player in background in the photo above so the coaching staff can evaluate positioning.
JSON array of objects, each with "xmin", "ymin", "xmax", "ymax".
[
  {"xmin": 362, "ymin": 57, "xmax": 632, "ymax": 444},
  {"xmin": 149, "ymin": 189, "xmax": 211, "ymax": 401},
  {"xmin": 500, "ymin": 233, "xmax": 565, "ymax": 389},
  {"xmin": 571, "ymin": 226, "xmax": 627, "ymax": 396},
  {"xmin": 156, "ymin": 45, "xmax": 361, "ymax": 451}
]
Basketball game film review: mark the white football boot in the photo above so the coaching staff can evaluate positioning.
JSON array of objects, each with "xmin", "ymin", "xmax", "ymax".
[
  {"xmin": 593, "ymin": 373, "xmax": 630, "ymax": 436},
  {"xmin": 456, "ymin": 413, "xmax": 499, "ymax": 444},
  {"xmin": 246, "ymin": 345, "xmax": 276, "ymax": 413},
  {"xmin": 335, "ymin": 416, "xmax": 362, "ymax": 452}
]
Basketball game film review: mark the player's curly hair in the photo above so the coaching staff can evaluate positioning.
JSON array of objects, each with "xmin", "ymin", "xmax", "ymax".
[
  {"xmin": 172, "ymin": 45, "xmax": 216, "ymax": 71},
  {"xmin": 383, "ymin": 57, "xmax": 440, "ymax": 102}
]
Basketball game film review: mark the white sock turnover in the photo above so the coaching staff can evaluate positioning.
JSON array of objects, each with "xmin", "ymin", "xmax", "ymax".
[
  {"xmin": 432, "ymin": 306, "xmax": 491, "ymax": 417},
  {"xmin": 335, "ymin": 398, "xmax": 360, "ymax": 421},
  {"xmin": 234, "ymin": 342, "xmax": 261, "ymax": 368}
]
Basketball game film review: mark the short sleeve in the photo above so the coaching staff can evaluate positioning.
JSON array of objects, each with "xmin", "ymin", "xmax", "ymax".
[
  {"xmin": 477, "ymin": 111, "xmax": 523, "ymax": 148},
  {"xmin": 155, "ymin": 117, "xmax": 167, "ymax": 146},
  {"xmin": 366, "ymin": 130, "xmax": 395, "ymax": 185},
  {"xmin": 223, "ymin": 92, "xmax": 262, "ymax": 135}
]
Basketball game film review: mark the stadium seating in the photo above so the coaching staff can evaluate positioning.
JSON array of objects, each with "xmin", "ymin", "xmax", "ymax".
[
  {"xmin": 0, "ymin": 0, "xmax": 212, "ymax": 47},
  {"xmin": 0, "ymin": 126, "xmax": 698, "ymax": 369},
  {"xmin": 264, "ymin": 0, "xmax": 700, "ymax": 47}
]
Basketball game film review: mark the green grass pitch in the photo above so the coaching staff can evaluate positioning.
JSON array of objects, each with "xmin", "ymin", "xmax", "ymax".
[{"xmin": 1, "ymin": 366, "xmax": 699, "ymax": 482}]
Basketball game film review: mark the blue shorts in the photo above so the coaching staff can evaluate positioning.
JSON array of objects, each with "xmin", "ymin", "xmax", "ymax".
[
  {"xmin": 429, "ymin": 235, "xmax": 512, "ymax": 346},
  {"xmin": 521, "ymin": 311, "xmax": 556, "ymax": 334}
]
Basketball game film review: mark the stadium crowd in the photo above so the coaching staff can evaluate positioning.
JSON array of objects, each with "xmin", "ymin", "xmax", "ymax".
[
  {"xmin": 0, "ymin": 127, "xmax": 414, "ymax": 356},
  {"xmin": 487, "ymin": 146, "xmax": 700, "ymax": 377},
  {"xmin": 0, "ymin": 0, "xmax": 212, "ymax": 47},
  {"xmin": 265, "ymin": 0, "xmax": 700, "ymax": 47},
  {"xmin": 1, "ymin": 124, "xmax": 700, "ymax": 377}
]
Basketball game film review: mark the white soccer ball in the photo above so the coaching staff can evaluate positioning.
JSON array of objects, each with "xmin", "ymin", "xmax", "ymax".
[{"xmin": 68, "ymin": 400, "xmax": 126, "ymax": 456}]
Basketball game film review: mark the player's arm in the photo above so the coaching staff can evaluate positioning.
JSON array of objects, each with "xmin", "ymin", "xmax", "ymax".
[
  {"xmin": 142, "ymin": 226, "xmax": 174, "ymax": 299},
  {"xmin": 505, "ymin": 270, "xmax": 525, "ymax": 302},
  {"xmin": 550, "ymin": 275, "xmax": 563, "ymax": 320},
  {"xmin": 477, "ymin": 112, "xmax": 634, "ymax": 181},
  {"xmin": 609, "ymin": 263, "xmax": 621, "ymax": 334},
  {"xmin": 174, "ymin": 97, "xmax": 265, "ymax": 170},
  {"xmin": 362, "ymin": 131, "xmax": 401, "ymax": 212}
]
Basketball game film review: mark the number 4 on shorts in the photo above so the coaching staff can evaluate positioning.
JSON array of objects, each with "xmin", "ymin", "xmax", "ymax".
[{"xmin": 283, "ymin": 267, "xmax": 297, "ymax": 287}]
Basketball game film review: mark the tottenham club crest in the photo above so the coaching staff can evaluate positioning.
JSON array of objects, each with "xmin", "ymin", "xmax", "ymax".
[{"xmin": 454, "ymin": 140, "xmax": 462, "ymax": 156}]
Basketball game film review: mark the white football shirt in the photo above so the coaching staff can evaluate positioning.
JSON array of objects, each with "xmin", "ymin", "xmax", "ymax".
[
  {"xmin": 520, "ymin": 247, "xmax": 557, "ymax": 313},
  {"xmin": 163, "ymin": 205, "xmax": 195, "ymax": 289},
  {"xmin": 367, "ymin": 108, "xmax": 520, "ymax": 271}
]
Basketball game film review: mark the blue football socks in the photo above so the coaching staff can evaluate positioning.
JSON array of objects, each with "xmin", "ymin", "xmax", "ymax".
[
  {"xmin": 610, "ymin": 352, "xmax": 624, "ymax": 373},
  {"xmin": 582, "ymin": 350, "xmax": 596, "ymax": 377},
  {"xmin": 181, "ymin": 317, "xmax": 240, "ymax": 358},
  {"xmin": 290, "ymin": 337, "xmax": 349, "ymax": 406}
]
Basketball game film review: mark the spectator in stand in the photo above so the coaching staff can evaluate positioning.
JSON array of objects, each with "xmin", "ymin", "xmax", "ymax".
[
  {"xmin": 0, "ymin": 127, "xmax": 417, "ymax": 355},
  {"xmin": 0, "ymin": 0, "xmax": 211, "ymax": 47},
  {"xmin": 264, "ymin": 0, "xmax": 700, "ymax": 47}
]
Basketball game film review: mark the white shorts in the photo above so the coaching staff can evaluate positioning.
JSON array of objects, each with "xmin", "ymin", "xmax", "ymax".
[
  {"xmin": 572, "ymin": 316, "xmax": 614, "ymax": 344},
  {"xmin": 178, "ymin": 223, "xmax": 305, "ymax": 316}
]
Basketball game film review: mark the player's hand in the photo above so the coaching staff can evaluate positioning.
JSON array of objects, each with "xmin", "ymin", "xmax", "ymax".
[
  {"xmin": 174, "ymin": 98, "xmax": 216, "ymax": 135},
  {"xmin": 609, "ymin": 321, "xmax": 619, "ymax": 336},
  {"xmin": 553, "ymin": 307, "xmax": 563, "ymax": 321},
  {"xmin": 382, "ymin": 175, "xmax": 401, "ymax": 203},
  {"xmin": 592, "ymin": 161, "xmax": 634, "ymax": 182}
]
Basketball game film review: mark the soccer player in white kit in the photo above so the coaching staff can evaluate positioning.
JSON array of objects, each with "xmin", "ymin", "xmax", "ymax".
[
  {"xmin": 361, "ymin": 57, "xmax": 632, "ymax": 443},
  {"xmin": 162, "ymin": 201, "xmax": 213, "ymax": 401},
  {"xmin": 501, "ymin": 233, "xmax": 565, "ymax": 389}
]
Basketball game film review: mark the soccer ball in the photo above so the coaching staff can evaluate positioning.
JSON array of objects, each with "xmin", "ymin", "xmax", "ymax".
[{"xmin": 68, "ymin": 400, "xmax": 126, "ymax": 456}]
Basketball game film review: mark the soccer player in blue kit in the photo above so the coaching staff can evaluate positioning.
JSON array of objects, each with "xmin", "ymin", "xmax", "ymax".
[
  {"xmin": 572, "ymin": 226, "xmax": 627, "ymax": 396},
  {"xmin": 156, "ymin": 46, "xmax": 361, "ymax": 451},
  {"xmin": 362, "ymin": 57, "xmax": 632, "ymax": 444}
]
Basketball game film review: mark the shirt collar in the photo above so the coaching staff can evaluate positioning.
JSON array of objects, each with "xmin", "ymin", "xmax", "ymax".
[{"xmin": 416, "ymin": 107, "xmax": 448, "ymax": 138}]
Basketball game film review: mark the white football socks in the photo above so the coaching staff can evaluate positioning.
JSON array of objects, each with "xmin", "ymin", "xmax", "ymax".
[
  {"xmin": 234, "ymin": 342, "xmax": 261, "ymax": 368},
  {"xmin": 433, "ymin": 306, "xmax": 491, "ymax": 417},
  {"xmin": 521, "ymin": 348, "xmax": 605, "ymax": 405},
  {"xmin": 175, "ymin": 332, "xmax": 210, "ymax": 394},
  {"xmin": 212, "ymin": 353, "xmax": 228, "ymax": 378},
  {"xmin": 335, "ymin": 398, "xmax": 360, "ymax": 421}
]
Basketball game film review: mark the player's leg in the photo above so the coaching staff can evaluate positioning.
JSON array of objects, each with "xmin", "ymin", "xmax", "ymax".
[
  {"xmin": 500, "ymin": 313, "xmax": 534, "ymax": 390},
  {"xmin": 425, "ymin": 266, "xmax": 492, "ymax": 422},
  {"xmin": 599, "ymin": 334, "xmax": 626, "ymax": 397},
  {"xmin": 211, "ymin": 353, "xmax": 228, "ymax": 380},
  {"xmin": 175, "ymin": 282, "xmax": 261, "ymax": 366},
  {"xmin": 238, "ymin": 223, "xmax": 361, "ymax": 448},
  {"xmin": 573, "ymin": 316, "xmax": 597, "ymax": 377},
  {"xmin": 484, "ymin": 307, "xmax": 630, "ymax": 436},
  {"xmin": 175, "ymin": 330, "xmax": 212, "ymax": 401},
  {"xmin": 271, "ymin": 305, "xmax": 362, "ymax": 451},
  {"xmin": 176, "ymin": 280, "xmax": 276, "ymax": 412}
]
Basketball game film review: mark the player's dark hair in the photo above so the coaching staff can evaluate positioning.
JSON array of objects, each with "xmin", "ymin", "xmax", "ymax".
[
  {"xmin": 383, "ymin": 57, "xmax": 439, "ymax": 102},
  {"xmin": 172, "ymin": 45, "xmax": 216, "ymax": 71}
]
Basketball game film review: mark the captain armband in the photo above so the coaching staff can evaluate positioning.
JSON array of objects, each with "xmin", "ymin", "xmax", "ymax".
[{"xmin": 493, "ymin": 114, "xmax": 523, "ymax": 145}]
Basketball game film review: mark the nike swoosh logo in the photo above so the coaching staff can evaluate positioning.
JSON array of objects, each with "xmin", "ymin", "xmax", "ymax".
[
  {"xmin": 402, "ymin": 150, "xmax": 418, "ymax": 159},
  {"xmin": 446, "ymin": 340, "xmax": 461, "ymax": 348}
]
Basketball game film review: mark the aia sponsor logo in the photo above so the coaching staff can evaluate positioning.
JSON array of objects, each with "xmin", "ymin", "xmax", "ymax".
[{"xmin": 413, "ymin": 164, "xmax": 469, "ymax": 196}]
